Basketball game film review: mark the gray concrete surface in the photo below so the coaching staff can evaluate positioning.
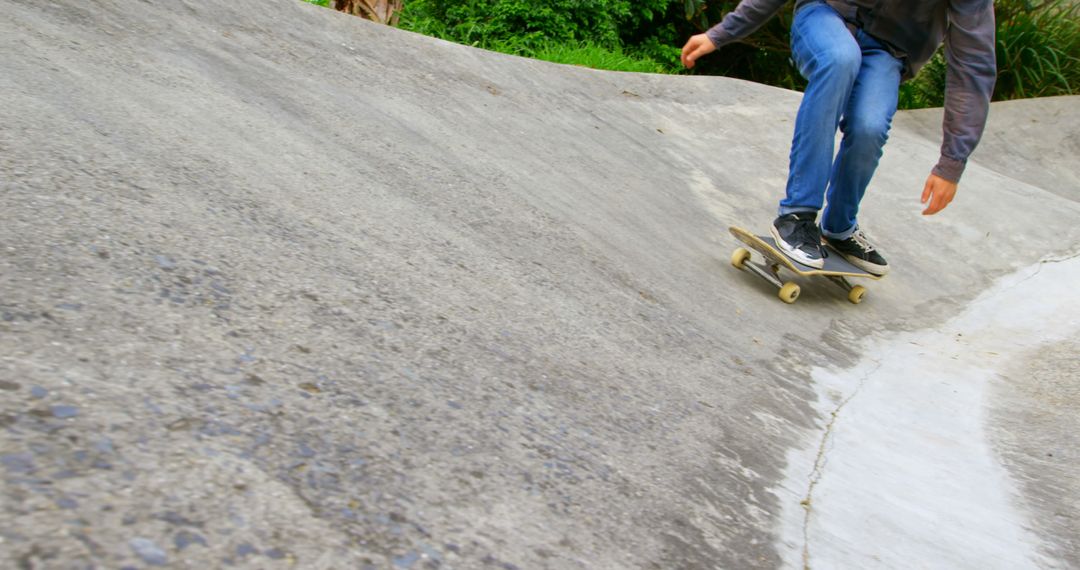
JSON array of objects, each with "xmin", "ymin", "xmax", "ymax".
[
  {"xmin": 0, "ymin": 0, "xmax": 1077, "ymax": 568},
  {"xmin": 897, "ymin": 96, "xmax": 1080, "ymax": 203}
]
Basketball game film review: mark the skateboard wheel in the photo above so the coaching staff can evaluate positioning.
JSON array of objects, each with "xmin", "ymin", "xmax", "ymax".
[
  {"xmin": 779, "ymin": 282, "xmax": 800, "ymax": 304},
  {"xmin": 731, "ymin": 247, "xmax": 751, "ymax": 270},
  {"xmin": 848, "ymin": 285, "xmax": 867, "ymax": 304}
]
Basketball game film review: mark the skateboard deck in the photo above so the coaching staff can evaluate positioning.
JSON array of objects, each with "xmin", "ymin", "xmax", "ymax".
[{"xmin": 729, "ymin": 226, "xmax": 881, "ymax": 304}]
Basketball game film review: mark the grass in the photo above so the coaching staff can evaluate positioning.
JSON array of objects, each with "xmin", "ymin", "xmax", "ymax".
[
  {"xmin": 502, "ymin": 41, "xmax": 673, "ymax": 74},
  {"xmin": 994, "ymin": 0, "xmax": 1080, "ymax": 99},
  {"xmin": 326, "ymin": 4, "xmax": 676, "ymax": 74}
]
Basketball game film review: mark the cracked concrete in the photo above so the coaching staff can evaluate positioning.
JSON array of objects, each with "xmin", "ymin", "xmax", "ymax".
[
  {"xmin": 1, "ymin": 0, "xmax": 1078, "ymax": 567},
  {"xmin": 781, "ymin": 256, "xmax": 1080, "ymax": 569},
  {"xmin": 798, "ymin": 360, "xmax": 883, "ymax": 570}
]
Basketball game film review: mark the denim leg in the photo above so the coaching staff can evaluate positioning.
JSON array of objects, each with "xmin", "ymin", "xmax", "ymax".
[
  {"xmin": 821, "ymin": 31, "xmax": 903, "ymax": 239},
  {"xmin": 779, "ymin": 2, "xmax": 861, "ymax": 216}
]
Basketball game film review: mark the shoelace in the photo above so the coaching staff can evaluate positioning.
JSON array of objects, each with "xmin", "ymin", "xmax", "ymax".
[
  {"xmin": 791, "ymin": 219, "xmax": 821, "ymax": 249},
  {"xmin": 850, "ymin": 229, "xmax": 876, "ymax": 253}
]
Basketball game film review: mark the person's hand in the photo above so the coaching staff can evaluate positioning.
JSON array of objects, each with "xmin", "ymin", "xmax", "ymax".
[
  {"xmin": 681, "ymin": 34, "xmax": 716, "ymax": 69},
  {"xmin": 921, "ymin": 174, "xmax": 958, "ymax": 215}
]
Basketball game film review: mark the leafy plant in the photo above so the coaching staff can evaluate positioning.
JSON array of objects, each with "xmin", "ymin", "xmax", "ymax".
[
  {"xmin": 899, "ymin": 0, "xmax": 1080, "ymax": 108},
  {"xmin": 993, "ymin": 0, "xmax": 1080, "ymax": 99},
  {"xmin": 898, "ymin": 51, "xmax": 947, "ymax": 110},
  {"xmin": 670, "ymin": 1, "xmax": 804, "ymax": 89},
  {"xmin": 311, "ymin": 0, "xmax": 1080, "ymax": 102},
  {"xmin": 399, "ymin": 0, "xmax": 672, "ymax": 51}
]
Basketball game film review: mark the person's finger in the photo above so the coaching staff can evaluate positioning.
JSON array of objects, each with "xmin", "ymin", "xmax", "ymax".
[
  {"xmin": 691, "ymin": 44, "xmax": 711, "ymax": 63},
  {"xmin": 922, "ymin": 185, "xmax": 954, "ymax": 215},
  {"xmin": 921, "ymin": 177, "xmax": 933, "ymax": 204},
  {"xmin": 922, "ymin": 190, "xmax": 940, "ymax": 214},
  {"xmin": 681, "ymin": 39, "xmax": 701, "ymax": 68},
  {"xmin": 681, "ymin": 39, "xmax": 695, "ymax": 59}
]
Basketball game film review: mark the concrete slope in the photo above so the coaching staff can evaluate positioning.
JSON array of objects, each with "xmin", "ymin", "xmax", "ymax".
[{"xmin": 1, "ymin": 0, "xmax": 1077, "ymax": 568}]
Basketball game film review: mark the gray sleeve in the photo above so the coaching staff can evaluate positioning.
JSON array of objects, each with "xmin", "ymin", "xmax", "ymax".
[
  {"xmin": 934, "ymin": 0, "xmax": 997, "ymax": 182},
  {"xmin": 705, "ymin": 0, "xmax": 791, "ymax": 48}
]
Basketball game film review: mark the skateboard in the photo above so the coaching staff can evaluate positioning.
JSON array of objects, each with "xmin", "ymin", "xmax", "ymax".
[{"xmin": 728, "ymin": 226, "xmax": 882, "ymax": 304}]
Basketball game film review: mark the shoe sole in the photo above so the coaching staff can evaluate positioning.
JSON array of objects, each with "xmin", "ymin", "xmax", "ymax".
[
  {"xmin": 834, "ymin": 251, "xmax": 890, "ymax": 276},
  {"xmin": 769, "ymin": 225, "xmax": 825, "ymax": 269}
]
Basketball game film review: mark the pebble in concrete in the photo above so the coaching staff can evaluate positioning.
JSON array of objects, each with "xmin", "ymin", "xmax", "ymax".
[
  {"xmin": 129, "ymin": 537, "xmax": 168, "ymax": 566},
  {"xmin": 174, "ymin": 530, "xmax": 208, "ymax": 550},
  {"xmin": 50, "ymin": 405, "xmax": 79, "ymax": 419}
]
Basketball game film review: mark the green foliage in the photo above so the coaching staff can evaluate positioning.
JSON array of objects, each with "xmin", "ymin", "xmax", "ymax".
[
  {"xmin": 993, "ymin": 0, "xmax": 1080, "ymax": 99},
  {"xmin": 685, "ymin": 0, "xmax": 1080, "ymax": 107},
  {"xmin": 899, "ymin": 0, "xmax": 1080, "ymax": 108},
  {"xmin": 400, "ymin": 0, "xmax": 668, "ymax": 46},
  {"xmin": 322, "ymin": 0, "xmax": 1079, "ymax": 100},
  {"xmin": 391, "ymin": 0, "xmax": 796, "ymax": 78},
  {"xmin": 674, "ymin": 1, "xmax": 803, "ymax": 88},
  {"xmin": 458, "ymin": 37, "xmax": 670, "ymax": 74},
  {"xmin": 398, "ymin": 0, "xmax": 680, "ymax": 72},
  {"xmin": 631, "ymin": 35, "xmax": 684, "ymax": 72},
  {"xmin": 302, "ymin": 0, "xmax": 330, "ymax": 6},
  {"xmin": 528, "ymin": 41, "xmax": 671, "ymax": 74},
  {"xmin": 898, "ymin": 52, "xmax": 947, "ymax": 110}
]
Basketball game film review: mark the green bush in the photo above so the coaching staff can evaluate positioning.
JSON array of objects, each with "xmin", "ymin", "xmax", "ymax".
[
  {"xmin": 312, "ymin": 0, "xmax": 1080, "ymax": 101},
  {"xmin": 898, "ymin": 52, "xmax": 947, "ymax": 110},
  {"xmin": 400, "ymin": 0, "xmax": 667, "ymax": 45},
  {"xmin": 900, "ymin": 0, "xmax": 1080, "ymax": 108},
  {"xmin": 392, "ymin": 0, "xmax": 684, "ymax": 73},
  {"xmin": 681, "ymin": 1, "xmax": 804, "ymax": 88},
  {"xmin": 685, "ymin": 0, "xmax": 1080, "ymax": 107},
  {"xmin": 993, "ymin": 0, "xmax": 1080, "ymax": 99}
]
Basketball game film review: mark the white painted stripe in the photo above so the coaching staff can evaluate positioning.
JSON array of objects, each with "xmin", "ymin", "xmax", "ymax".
[{"xmin": 776, "ymin": 254, "xmax": 1080, "ymax": 569}]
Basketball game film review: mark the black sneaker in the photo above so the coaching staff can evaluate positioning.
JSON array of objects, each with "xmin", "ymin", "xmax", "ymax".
[
  {"xmin": 770, "ymin": 213, "xmax": 824, "ymax": 268},
  {"xmin": 824, "ymin": 228, "xmax": 889, "ymax": 276}
]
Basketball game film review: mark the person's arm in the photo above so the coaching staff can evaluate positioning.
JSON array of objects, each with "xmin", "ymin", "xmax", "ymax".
[
  {"xmin": 682, "ymin": 0, "xmax": 790, "ymax": 68},
  {"xmin": 706, "ymin": 0, "xmax": 792, "ymax": 48},
  {"xmin": 922, "ymin": 0, "xmax": 996, "ymax": 214}
]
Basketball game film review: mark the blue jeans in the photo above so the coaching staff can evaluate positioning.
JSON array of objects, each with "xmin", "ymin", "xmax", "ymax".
[{"xmin": 779, "ymin": 1, "xmax": 903, "ymax": 239}]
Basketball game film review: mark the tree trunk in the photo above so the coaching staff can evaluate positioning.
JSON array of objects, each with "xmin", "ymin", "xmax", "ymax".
[{"xmin": 333, "ymin": 0, "xmax": 402, "ymax": 26}]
